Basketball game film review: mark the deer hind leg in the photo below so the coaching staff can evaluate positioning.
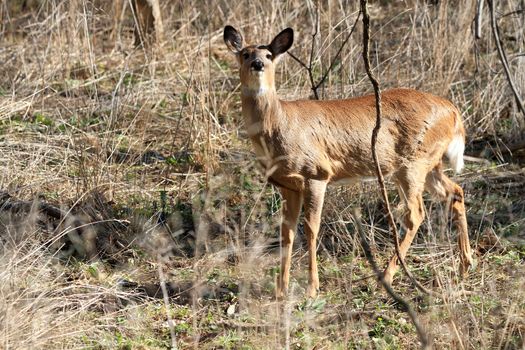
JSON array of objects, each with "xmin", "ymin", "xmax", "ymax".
[
  {"xmin": 425, "ymin": 164, "xmax": 473, "ymax": 276},
  {"xmin": 277, "ymin": 187, "xmax": 303, "ymax": 299},
  {"xmin": 384, "ymin": 170, "xmax": 426, "ymax": 286},
  {"xmin": 303, "ymin": 179, "xmax": 327, "ymax": 298}
]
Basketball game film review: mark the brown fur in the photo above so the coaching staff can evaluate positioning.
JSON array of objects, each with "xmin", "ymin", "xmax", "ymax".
[{"xmin": 224, "ymin": 26, "xmax": 473, "ymax": 298}]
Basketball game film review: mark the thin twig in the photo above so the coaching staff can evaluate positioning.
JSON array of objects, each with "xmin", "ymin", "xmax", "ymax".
[
  {"xmin": 314, "ymin": 11, "xmax": 361, "ymax": 92},
  {"xmin": 360, "ymin": 0, "xmax": 436, "ymax": 297},
  {"xmin": 289, "ymin": 47, "xmax": 318, "ymax": 99},
  {"xmin": 309, "ymin": 6, "xmax": 320, "ymax": 99},
  {"xmin": 475, "ymin": 0, "xmax": 484, "ymax": 39},
  {"xmin": 360, "ymin": 0, "xmax": 430, "ymax": 348},
  {"xmin": 353, "ymin": 210, "xmax": 430, "ymax": 349},
  {"xmin": 287, "ymin": 52, "xmax": 308, "ymax": 70},
  {"xmin": 488, "ymin": 0, "xmax": 525, "ymax": 117},
  {"xmin": 287, "ymin": 7, "xmax": 360, "ymax": 100},
  {"xmin": 157, "ymin": 259, "xmax": 178, "ymax": 350},
  {"xmin": 499, "ymin": 8, "xmax": 524, "ymax": 18}
]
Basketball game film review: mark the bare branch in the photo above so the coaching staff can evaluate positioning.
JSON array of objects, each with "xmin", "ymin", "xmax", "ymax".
[
  {"xmin": 360, "ymin": 0, "xmax": 430, "ymax": 348},
  {"xmin": 288, "ymin": 8, "xmax": 360, "ymax": 100},
  {"xmin": 360, "ymin": 0, "xmax": 437, "ymax": 299},
  {"xmin": 309, "ymin": 5, "xmax": 319, "ymax": 71},
  {"xmin": 287, "ymin": 51, "xmax": 309, "ymax": 70},
  {"xmin": 489, "ymin": 0, "xmax": 525, "ymax": 117},
  {"xmin": 500, "ymin": 8, "xmax": 524, "ymax": 19},
  {"xmin": 475, "ymin": 0, "xmax": 484, "ymax": 39},
  {"xmin": 352, "ymin": 209, "xmax": 431, "ymax": 349},
  {"xmin": 314, "ymin": 11, "xmax": 361, "ymax": 92},
  {"xmin": 309, "ymin": 6, "xmax": 320, "ymax": 100}
]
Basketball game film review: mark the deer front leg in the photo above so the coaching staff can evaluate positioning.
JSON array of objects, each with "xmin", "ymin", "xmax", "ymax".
[
  {"xmin": 303, "ymin": 180, "xmax": 327, "ymax": 298},
  {"xmin": 277, "ymin": 187, "xmax": 303, "ymax": 299}
]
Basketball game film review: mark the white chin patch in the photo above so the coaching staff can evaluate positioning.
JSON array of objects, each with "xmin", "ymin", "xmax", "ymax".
[
  {"xmin": 242, "ymin": 84, "xmax": 268, "ymax": 96},
  {"xmin": 242, "ymin": 71, "xmax": 268, "ymax": 96},
  {"xmin": 250, "ymin": 70, "xmax": 264, "ymax": 77}
]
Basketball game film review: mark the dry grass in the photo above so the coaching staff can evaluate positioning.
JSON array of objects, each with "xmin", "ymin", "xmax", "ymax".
[{"xmin": 1, "ymin": 0, "xmax": 524, "ymax": 349}]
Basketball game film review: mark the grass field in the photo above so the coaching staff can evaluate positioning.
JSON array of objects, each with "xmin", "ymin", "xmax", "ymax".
[{"xmin": 1, "ymin": 0, "xmax": 524, "ymax": 349}]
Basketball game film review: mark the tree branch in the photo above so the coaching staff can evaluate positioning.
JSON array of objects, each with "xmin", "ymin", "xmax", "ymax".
[
  {"xmin": 360, "ymin": 0, "xmax": 437, "ymax": 298},
  {"xmin": 314, "ymin": 12, "xmax": 361, "ymax": 92},
  {"xmin": 287, "ymin": 51, "xmax": 309, "ymax": 70},
  {"xmin": 475, "ymin": 0, "xmax": 484, "ymax": 39},
  {"xmin": 353, "ymin": 209, "xmax": 430, "ymax": 349},
  {"xmin": 360, "ymin": 0, "xmax": 431, "ymax": 348},
  {"xmin": 287, "ymin": 8, "xmax": 360, "ymax": 100},
  {"xmin": 309, "ymin": 6, "xmax": 320, "ymax": 100},
  {"xmin": 489, "ymin": 0, "xmax": 525, "ymax": 117}
]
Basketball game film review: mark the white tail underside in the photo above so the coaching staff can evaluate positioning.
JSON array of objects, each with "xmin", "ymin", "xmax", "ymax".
[{"xmin": 446, "ymin": 135, "xmax": 465, "ymax": 173}]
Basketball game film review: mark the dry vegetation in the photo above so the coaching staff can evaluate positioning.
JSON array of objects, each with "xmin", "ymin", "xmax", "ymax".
[{"xmin": 1, "ymin": 0, "xmax": 524, "ymax": 349}]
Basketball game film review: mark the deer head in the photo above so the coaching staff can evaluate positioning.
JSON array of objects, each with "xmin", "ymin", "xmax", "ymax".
[{"xmin": 223, "ymin": 25, "xmax": 294, "ymax": 96}]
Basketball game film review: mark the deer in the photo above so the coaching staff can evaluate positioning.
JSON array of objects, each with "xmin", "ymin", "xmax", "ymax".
[{"xmin": 223, "ymin": 25, "xmax": 474, "ymax": 299}]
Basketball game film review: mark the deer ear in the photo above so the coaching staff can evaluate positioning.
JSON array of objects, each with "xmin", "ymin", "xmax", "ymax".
[
  {"xmin": 224, "ymin": 25, "xmax": 243, "ymax": 54},
  {"xmin": 269, "ymin": 28, "xmax": 294, "ymax": 56}
]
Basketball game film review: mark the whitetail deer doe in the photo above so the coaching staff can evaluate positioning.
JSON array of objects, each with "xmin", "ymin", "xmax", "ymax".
[{"xmin": 224, "ymin": 25, "xmax": 474, "ymax": 298}]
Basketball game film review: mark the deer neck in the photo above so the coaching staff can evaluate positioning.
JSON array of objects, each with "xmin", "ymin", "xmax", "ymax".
[{"xmin": 241, "ymin": 87, "xmax": 282, "ymax": 138}]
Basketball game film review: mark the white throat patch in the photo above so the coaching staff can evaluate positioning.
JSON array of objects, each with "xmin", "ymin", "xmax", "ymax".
[
  {"xmin": 241, "ymin": 85, "xmax": 269, "ymax": 97},
  {"xmin": 241, "ymin": 69, "xmax": 273, "ymax": 97}
]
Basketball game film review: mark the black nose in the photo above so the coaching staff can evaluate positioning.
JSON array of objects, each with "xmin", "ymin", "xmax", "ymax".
[{"xmin": 251, "ymin": 60, "xmax": 264, "ymax": 71}]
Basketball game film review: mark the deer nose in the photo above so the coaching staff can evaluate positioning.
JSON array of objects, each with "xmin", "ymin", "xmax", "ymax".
[{"xmin": 251, "ymin": 60, "xmax": 264, "ymax": 71}]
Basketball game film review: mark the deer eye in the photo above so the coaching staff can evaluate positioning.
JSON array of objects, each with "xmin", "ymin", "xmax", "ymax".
[
  {"xmin": 266, "ymin": 54, "xmax": 273, "ymax": 60},
  {"xmin": 242, "ymin": 52, "xmax": 249, "ymax": 60}
]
